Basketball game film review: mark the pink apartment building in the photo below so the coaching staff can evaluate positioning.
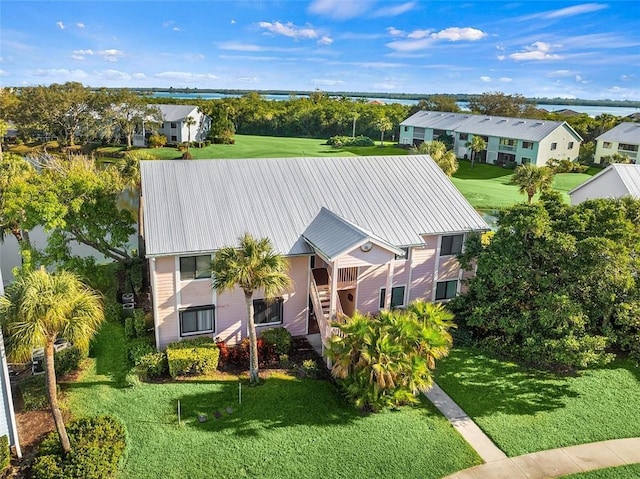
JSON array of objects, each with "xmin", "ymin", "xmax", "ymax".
[{"xmin": 140, "ymin": 156, "xmax": 488, "ymax": 352}]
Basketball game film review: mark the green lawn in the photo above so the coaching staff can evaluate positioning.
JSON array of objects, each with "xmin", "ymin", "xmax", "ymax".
[
  {"xmin": 148, "ymin": 135, "xmax": 407, "ymax": 160},
  {"xmin": 65, "ymin": 321, "xmax": 480, "ymax": 479},
  {"xmin": 436, "ymin": 348, "xmax": 640, "ymax": 457},
  {"xmin": 560, "ymin": 465, "xmax": 640, "ymax": 478}
]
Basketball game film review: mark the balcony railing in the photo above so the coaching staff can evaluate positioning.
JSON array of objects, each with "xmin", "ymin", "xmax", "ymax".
[
  {"xmin": 337, "ymin": 267, "xmax": 358, "ymax": 290},
  {"xmin": 498, "ymin": 144, "xmax": 516, "ymax": 152}
]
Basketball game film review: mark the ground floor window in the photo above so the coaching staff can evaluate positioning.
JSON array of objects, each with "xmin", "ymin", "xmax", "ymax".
[
  {"xmin": 379, "ymin": 286, "xmax": 406, "ymax": 309},
  {"xmin": 180, "ymin": 305, "xmax": 215, "ymax": 336},
  {"xmin": 254, "ymin": 298, "xmax": 284, "ymax": 325},
  {"xmin": 435, "ymin": 280, "xmax": 458, "ymax": 300}
]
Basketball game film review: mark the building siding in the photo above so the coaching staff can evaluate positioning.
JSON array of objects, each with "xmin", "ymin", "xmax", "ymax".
[
  {"xmin": 355, "ymin": 264, "xmax": 388, "ymax": 315},
  {"xmin": 154, "ymin": 256, "xmax": 179, "ymax": 349}
]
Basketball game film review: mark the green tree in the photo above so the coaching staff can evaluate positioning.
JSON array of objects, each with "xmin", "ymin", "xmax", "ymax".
[
  {"xmin": 210, "ymin": 234, "xmax": 291, "ymax": 383},
  {"xmin": 410, "ymin": 140, "xmax": 458, "ymax": 176},
  {"xmin": 375, "ymin": 116, "xmax": 392, "ymax": 146},
  {"xmin": 327, "ymin": 301, "xmax": 454, "ymax": 411},
  {"xmin": 408, "ymin": 95, "xmax": 461, "ymax": 116},
  {"xmin": 184, "ymin": 115, "xmax": 197, "ymax": 152},
  {"xmin": 466, "ymin": 135, "xmax": 486, "ymax": 168},
  {"xmin": 103, "ymin": 90, "xmax": 162, "ymax": 149},
  {"xmin": 468, "ymin": 91, "xmax": 539, "ymax": 118},
  {"xmin": 511, "ymin": 164, "xmax": 554, "ymax": 204},
  {"xmin": 0, "ymin": 268, "xmax": 104, "ymax": 454}
]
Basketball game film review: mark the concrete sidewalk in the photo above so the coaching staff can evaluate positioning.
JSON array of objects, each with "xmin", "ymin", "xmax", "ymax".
[
  {"xmin": 425, "ymin": 382, "xmax": 640, "ymax": 479},
  {"xmin": 443, "ymin": 438, "xmax": 640, "ymax": 479}
]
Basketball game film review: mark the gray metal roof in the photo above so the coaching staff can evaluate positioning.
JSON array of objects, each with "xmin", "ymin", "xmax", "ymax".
[
  {"xmin": 401, "ymin": 110, "xmax": 582, "ymax": 142},
  {"xmin": 569, "ymin": 164, "xmax": 640, "ymax": 198},
  {"xmin": 156, "ymin": 104, "xmax": 199, "ymax": 122},
  {"xmin": 141, "ymin": 156, "xmax": 489, "ymax": 257},
  {"xmin": 596, "ymin": 122, "xmax": 640, "ymax": 144},
  {"xmin": 302, "ymin": 207, "xmax": 402, "ymax": 261}
]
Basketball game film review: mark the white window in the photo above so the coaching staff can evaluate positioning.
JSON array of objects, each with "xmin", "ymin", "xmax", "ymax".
[
  {"xmin": 440, "ymin": 235, "xmax": 463, "ymax": 256},
  {"xmin": 180, "ymin": 306, "xmax": 215, "ymax": 336},
  {"xmin": 379, "ymin": 286, "xmax": 406, "ymax": 309},
  {"xmin": 395, "ymin": 247, "xmax": 410, "ymax": 261},
  {"xmin": 180, "ymin": 255, "xmax": 211, "ymax": 281},
  {"xmin": 522, "ymin": 141, "xmax": 533, "ymax": 149},
  {"xmin": 435, "ymin": 281, "xmax": 458, "ymax": 301}
]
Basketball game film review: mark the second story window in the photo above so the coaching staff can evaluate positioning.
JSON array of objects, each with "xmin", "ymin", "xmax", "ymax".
[
  {"xmin": 440, "ymin": 235, "xmax": 463, "ymax": 256},
  {"xmin": 180, "ymin": 255, "xmax": 211, "ymax": 281}
]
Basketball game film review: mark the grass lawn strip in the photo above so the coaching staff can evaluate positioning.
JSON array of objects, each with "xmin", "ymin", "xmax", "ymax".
[
  {"xmin": 436, "ymin": 348, "xmax": 640, "ymax": 457},
  {"xmin": 65, "ymin": 321, "xmax": 480, "ymax": 479},
  {"xmin": 559, "ymin": 464, "xmax": 640, "ymax": 478}
]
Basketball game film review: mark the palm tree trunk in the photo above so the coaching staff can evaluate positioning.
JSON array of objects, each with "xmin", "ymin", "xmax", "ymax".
[
  {"xmin": 45, "ymin": 341, "xmax": 71, "ymax": 454},
  {"xmin": 244, "ymin": 292, "xmax": 260, "ymax": 383}
]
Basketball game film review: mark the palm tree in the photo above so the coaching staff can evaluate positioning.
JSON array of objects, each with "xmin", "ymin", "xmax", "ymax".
[
  {"xmin": 466, "ymin": 135, "xmax": 486, "ymax": 169},
  {"xmin": 375, "ymin": 116, "xmax": 392, "ymax": 146},
  {"xmin": 210, "ymin": 234, "xmax": 291, "ymax": 384},
  {"xmin": 0, "ymin": 268, "xmax": 104, "ymax": 454},
  {"xmin": 511, "ymin": 164, "xmax": 555, "ymax": 204},
  {"xmin": 184, "ymin": 115, "xmax": 197, "ymax": 153},
  {"xmin": 409, "ymin": 140, "xmax": 458, "ymax": 176}
]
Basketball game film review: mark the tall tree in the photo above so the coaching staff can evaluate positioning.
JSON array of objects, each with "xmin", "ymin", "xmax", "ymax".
[
  {"xmin": 103, "ymin": 90, "xmax": 162, "ymax": 148},
  {"xmin": 210, "ymin": 234, "xmax": 291, "ymax": 383},
  {"xmin": 468, "ymin": 91, "xmax": 539, "ymax": 118},
  {"xmin": 408, "ymin": 95, "xmax": 461, "ymax": 116},
  {"xmin": 0, "ymin": 268, "xmax": 104, "ymax": 454},
  {"xmin": 466, "ymin": 135, "xmax": 486, "ymax": 168},
  {"xmin": 510, "ymin": 164, "xmax": 554, "ymax": 204},
  {"xmin": 375, "ymin": 116, "xmax": 392, "ymax": 146},
  {"xmin": 184, "ymin": 115, "xmax": 197, "ymax": 152}
]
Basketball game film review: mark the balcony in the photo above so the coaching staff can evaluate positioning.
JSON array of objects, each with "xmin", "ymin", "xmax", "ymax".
[{"xmin": 498, "ymin": 144, "xmax": 516, "ymax": 152}]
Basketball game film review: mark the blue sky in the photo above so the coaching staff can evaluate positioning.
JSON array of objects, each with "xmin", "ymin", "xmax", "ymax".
[{"xmin": 1, "ymin": 1, "xmax": 639, "ymax": 100}]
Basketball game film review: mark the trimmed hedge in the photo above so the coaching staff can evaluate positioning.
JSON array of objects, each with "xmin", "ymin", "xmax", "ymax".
[
  {"xmin": 135, "ymin": 352, "xmax": 168, "ymax": 380},
  {"xmin": 260, "ymin": 327, "xmax": 292, "ymax": 355},
  {"xmin": 32, "ymin": 415, "xmax": 126, "ymax": 479},
  {"xmin": 166, "ymin": 337, "xmax": 220, "ymax": 378},
  {"xmin": 0, "ymin": 435, "xmax": 9, "ymax": 473},
  {"xmin": 327, "ymin": 135, "xmax": 374, "ymax": 147},
  {"xmin": 55, "ymin": 346, "xmax": 86, "ymax": 378}
]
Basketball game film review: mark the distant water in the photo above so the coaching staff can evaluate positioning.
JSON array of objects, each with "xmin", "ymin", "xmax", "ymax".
[{"xmin": 150, "ymin": 91, "xmax": 639, "ymax": 117}]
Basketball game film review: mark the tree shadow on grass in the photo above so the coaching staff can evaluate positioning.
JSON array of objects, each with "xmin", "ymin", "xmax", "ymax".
[
  {"xmin": 435, "ymin": 349, "xmax": 580, "ymax": 418},
  {"xmin": 85, "ymin": 320, "xmax": 130, "ymax": 387},
  {"xmin": 175, "ymin": 377, "xmax": 371, "ymax": 437}
]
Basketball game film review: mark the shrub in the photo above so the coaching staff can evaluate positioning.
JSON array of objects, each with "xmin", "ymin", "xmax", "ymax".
[
  {"xmin": 215, "ymin": 338, "xmax": 230, "ymax": 367},
  {"xmin": 327, "ymin": 135, "xmax": 374, "ymax": 148},
  {"xmin": 19, "ymin": 375, "xmax": 49, "ymax": 411},
  {"xmin": 147, "ymin": 134, "xmax": 167, "ymax": 148},
  {"xmin": 260, "ymin": 327, "xmax": 292, "ymax": 355},
  {"xmin": 135, "ymin": 352, "xmax": 168, "ymax": 380},
  {"xmin": 547, "ymin": 158, "xmax": 590, "ymax": 173},
  {"xmin": 124, "ymin": 309, "xmax": 146, "ymax": 339},
  {"xmin": 127, "ymin": 337, "xmax": 155, "ymax": 366},
  {"xmin": 0, "ymin": 435, "xmax": 9, "ymax": 473},
  {"xmin": 181, "ymin": 151, "xmax": 193, "ymax": 160},
  {"xmin": 104, "ymin": 300, "xmax": 122, "ymax": 323},
  {"xmin": 227, "ymin": 338, "xmax": 273, "ymax": 366},
  {"xmin": 300, "ymin": 359, "xmax": 319, "ymax": 378},
  {"xmin": 166, "ymin": 337, "xmax": 220, "ymax": 377},
  {"xmin": 55, "ymin": 346, "xmax": 86, "ymax": 378},
  {"xmin": 33, "ymin": 415, "xmax": 126, "ymax": 479},
  {"xmin": 504, "ymin": 161, "xmax": 517, "ymax": 169},
  {"xmin": 278, "ymin": 354, "xmax": 290, "ymax": 368}
]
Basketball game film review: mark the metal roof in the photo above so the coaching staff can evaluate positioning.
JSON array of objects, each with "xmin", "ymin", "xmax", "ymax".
[
  {"xmin": 141, "ymin": 156, "xmax": 489, "ymax": 257},
  {"xmin": 401, "ymin": 110, "xmax": 582, "ymax": 142},
  {"xmin": 596, "ymin": 122, "xmax": 640, "ymax": 144},
  {"xmin": 156, "ymin": 104, "xmax": 199, "ymax": 122},
  {"xmin": 569, "ymin": 164, "xmax": 640, "ymax": 198},
  {"xmin": 302, "ymin": 207, "xmax": 402, "ymax": 261}
]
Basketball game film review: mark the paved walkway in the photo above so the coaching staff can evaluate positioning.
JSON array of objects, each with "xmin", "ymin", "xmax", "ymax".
[{"xmin": 425, "ymin": 383, "xmax": 640, "ymax": 479}]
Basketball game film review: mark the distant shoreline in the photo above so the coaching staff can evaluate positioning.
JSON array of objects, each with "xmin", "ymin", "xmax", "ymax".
[{"xmin": 124, "ymin": 88, "xmax": 640, "ymax": 109}]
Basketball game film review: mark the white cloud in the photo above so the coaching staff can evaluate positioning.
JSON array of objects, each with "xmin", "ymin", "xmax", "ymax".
[
  {"xmin": 184, "ymin": 53, "xmax": 205, "ymax": 61},
  {"xmin": 311, "ymin": 78, "xmax": 343, "ymax": 86},
  {"xmin": 497, "ymin": 55, "xmax": 505, "ymax": 61},
  {"xmin": 258, "ymin": 21, "xmax": 322, "ymax": 41},
  {"xmin": 521, "ymin": 3, "xmax": 607, "ymax": 20},
  {"xmin": 575, "ymin": 74, "xmax": 588, "ymax": 84},
  {"xmin": 509, "ymin": 42, "xmax": 561, "ymax": 61},
  {"xmin": 56, "ymin": 21, "xmax": 65, "ymax": 30},
  {"xmin": 99, "ymin": 69, "xmax": 131, "ymax": 81},
  {"xmin": 162, "ymin": 21, "xmax": 174, "ymax": 28},
  {"xmin": 480, "ymin": 76, "xmax": 491, "ymax": 82},
  {"xmin": 407, "ymin": 29, "xmax": 430, "ymax": 39},
  {"xmin": 308, "ymin": 0, "xmax": 372, "ymax": 20},
  {"xmin": 173, "ymin": 27, "xmax": 181, "ymax": 32},
  {"xmin": 238, "ymin": 76, "xmax": 259, "ymax": 83},
  {"xmin": 97, "ymin": 49, "xmax": 124, "ymax": 62},
  {"xmin": 71, "ymin": 54, "xmax": 85, "ymax": 61},
  {"xmin": 371, "ymin": 2, "xmax": 416, "ymax": 18},
  {"xmin": 318, "ymin": 35, "xmax": 334, "ymax": 45},
  {"xmin": 230, "ymin": 19, "xmax": 236, "ymax": 24},
  {"xmin": 430, "ymin": 27, "xmax": 486, "ymax": 42},
  {"xmin": 218, "ymin": 41, "xmax": 304, "ymax": 53},
  {"xmin": 132, "ymin": 73, "xmax": 147, "ymax": 80},
  {"xmin": 154, "ymin": 71, "xmax": 219, "ymax": 82},
  {"xmin": 219, "ymin": 54, "xmax": 281, "ymax": 62},
  {"xmin": 338, "ymin": 32, "xmax": 385, "ymax": 40},
  {"xmin": 547, "ymin": 70, "xmax": 573, "ymax": 77},
  {"xmin": 500, "ymin": 77, "xmax": 512, "ymax": 83},
  {"xmin": 0, "ymin": 70, "xmax": 8, "ymax": 77},
  {"xmin": 620, "ymin": 74, "xmax": 634, "ymax": 81},
  {"xmin": 387, "ymin": 26, "xmax": 487, "ymax": 52},
  {"xmin": 387, "ymin": 27, "xmax": 404, "ymax": 36},
  {"xmin": 76, "ymin": 22, "xmax": 85, "ymax": 29},
  {"xmin": 31, "ymin": 68, "xmax": 88, "ymax": 80}
]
